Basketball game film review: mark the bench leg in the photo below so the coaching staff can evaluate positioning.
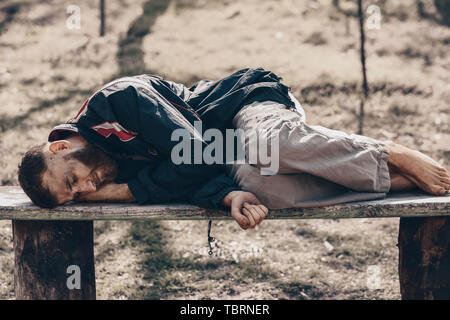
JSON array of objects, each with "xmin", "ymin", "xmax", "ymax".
[
  {"xmin": 12, "ymin": 220, "xmax": 96, "ymax": 300},
  {"xmin": 398, "ymin": 217, "xmax": 450, "ymax": 300}
]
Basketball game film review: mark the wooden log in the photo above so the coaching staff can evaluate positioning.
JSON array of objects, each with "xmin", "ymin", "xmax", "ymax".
[
  {"xmin": 13, "ymin": 220, "xmax": 96, "ymax": 300},
  {"xmin": 398, "ymin": 217, "xmax": 450, "ymax": 299}
]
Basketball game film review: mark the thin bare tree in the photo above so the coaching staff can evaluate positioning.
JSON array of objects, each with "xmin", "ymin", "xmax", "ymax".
[
  {"xmin": 100, "ymin": 0, "xmax": 105, "ymax": 36},
  {"xmin": 358, "ymin": 0, "xmax": 368, "ymax": 135}
]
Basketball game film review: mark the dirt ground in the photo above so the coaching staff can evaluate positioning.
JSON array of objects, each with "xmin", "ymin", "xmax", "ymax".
[{"xmin": 0, "ymin": 0, "xmax": 449, "ymax": 300}]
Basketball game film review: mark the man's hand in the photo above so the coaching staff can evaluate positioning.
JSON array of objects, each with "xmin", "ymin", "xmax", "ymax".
[
  {"xmin": 75, "ymin": 183, "xmax": 135, "ymax": 203},
  {"xmin": 222, "ymin": 191, "xmax": 269, "ymax": 230}
]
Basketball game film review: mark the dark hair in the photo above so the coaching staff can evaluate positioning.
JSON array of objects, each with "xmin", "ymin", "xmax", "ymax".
[{"xmin": 18, "ymin": 143, "xmax": 58, "ymax": 208}]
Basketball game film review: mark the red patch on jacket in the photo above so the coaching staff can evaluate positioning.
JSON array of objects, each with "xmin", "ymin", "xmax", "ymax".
[{"xmin": 90, "ymin": 122, "xmax": 137, "ymax": 142}]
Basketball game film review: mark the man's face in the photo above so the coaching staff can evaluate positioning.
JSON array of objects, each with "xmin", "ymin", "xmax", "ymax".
[{"xmin": 42, "ymin": 143, "xmax": 117, "ymax": 205}]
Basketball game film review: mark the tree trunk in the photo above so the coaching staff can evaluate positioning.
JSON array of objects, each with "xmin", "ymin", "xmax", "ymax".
[
  {"xmin": 100, "ymin": 0, "xmax": 105, "ymax": 36},
  {"xmin": 13, "ymin": 220, "xmax": 96, "ymax": 300},
  {"xmin": 357, "ymin": 0, "xmax": 368, "ymax": 135},
  {"xmin": 398, "ymin": 217, "xmax": 450, "ymax": 300}
]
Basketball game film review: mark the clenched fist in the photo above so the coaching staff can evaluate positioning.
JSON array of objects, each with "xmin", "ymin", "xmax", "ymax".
[{"xmin": 222, "ymin": 191, "xmax": 269, "ymax": 230}]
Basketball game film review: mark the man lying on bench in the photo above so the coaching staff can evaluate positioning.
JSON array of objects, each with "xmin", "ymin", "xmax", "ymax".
[{"xmin": 17, "ymin": 68, "xmax": 450, "ymax": 230}]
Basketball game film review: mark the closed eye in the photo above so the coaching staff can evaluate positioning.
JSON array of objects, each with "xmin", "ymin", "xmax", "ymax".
[{"xmin": 66, "ymin": 176, "xmax": 72, "ymax": 192}]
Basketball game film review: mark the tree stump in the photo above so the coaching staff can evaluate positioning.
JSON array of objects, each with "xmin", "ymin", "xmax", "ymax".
[
  {"xmin": 398, "ymin": 217, "xmax": 450, "ymax": 299},
  {"xmin": 12, "ymin": 220, "xmax": 96, "ymax": 300}
]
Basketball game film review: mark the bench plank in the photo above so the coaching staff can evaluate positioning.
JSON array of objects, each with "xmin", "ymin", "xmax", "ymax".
[{"xmin": 1, "ymin": 186, "xmax": 449, "ymax": 220}]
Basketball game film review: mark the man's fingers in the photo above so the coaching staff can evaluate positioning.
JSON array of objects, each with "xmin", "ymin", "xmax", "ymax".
[
  {"xmin": 243, "ymin": 204, "xmax": 268, "ymax": 227},
  {"xmin": 244, "ymin": 203, "xmax": 267, "ymax": 223},
  {"xmin": 228, "ymin": 192, "xmax": 267, "ymax": 230},
  {"xmin": 244, "ymin": 204, "xmax": 263, "ymax": 224},
  {"xmin": 258, "ymin": 205, "xmax": 269, "ymax": 222},
  {"xmin": 242, "ymin": 207, "xmax": 257, "ymax": 228},
  {"xmin": 249, "ymin": 203, "xmax": 267, "ymax": 219},
  {"xmin": 231, "ymin": 203, "xmax": 249, "ymax": 230},
  {"xmin": 259, "ymin": 204, "xmax": 269, "ymax": 216}
]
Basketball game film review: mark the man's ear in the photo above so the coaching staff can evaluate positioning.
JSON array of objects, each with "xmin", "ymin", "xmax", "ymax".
[{"xmin": 48, "ymin": 140, "xmax": 72, "ymax": 154}]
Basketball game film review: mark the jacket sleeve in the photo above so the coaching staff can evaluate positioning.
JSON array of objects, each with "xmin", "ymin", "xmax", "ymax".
[
  {"xmin": 128, "ymin": 166, "xmax": 240, "ymax": 209},
  {"xmin": 79, "ymin": 83, "xmax": 241, "ymax": 209},
  {"xmin": 186, "ymin": 173, "xmax": 240, "ymax": 209}
]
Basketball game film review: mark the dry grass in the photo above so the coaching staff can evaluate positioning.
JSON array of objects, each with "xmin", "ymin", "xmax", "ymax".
[{"xmin": 0, "ymin": 0, "xmax": 449, "ymax": 300}]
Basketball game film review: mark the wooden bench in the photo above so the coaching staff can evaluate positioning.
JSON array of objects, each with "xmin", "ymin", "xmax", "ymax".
[{"xmin": 1, "ymin": 186, "xmax": 449, "ymax": 300}]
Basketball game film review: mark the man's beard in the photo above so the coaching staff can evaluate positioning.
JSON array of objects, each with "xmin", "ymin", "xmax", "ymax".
[{"xmin": 65, "ymin": 144, "xmax": 118, "ymax": 187}]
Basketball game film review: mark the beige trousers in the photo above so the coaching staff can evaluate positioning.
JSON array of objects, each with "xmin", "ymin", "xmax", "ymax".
[{"xmin": 228, "ymin": 98, "xmax": 391, "ymax": 209}]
